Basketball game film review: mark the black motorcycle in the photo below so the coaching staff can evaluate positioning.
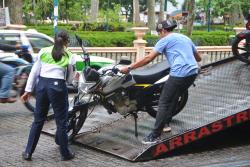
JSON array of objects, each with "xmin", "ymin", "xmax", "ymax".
[
  {"xmin": 65, "ymin": 35, "xmax": 188, "ymax": 140},
  {"xmin": 232, "ymin": 12, "xmax": 250, "ymax": 64}
]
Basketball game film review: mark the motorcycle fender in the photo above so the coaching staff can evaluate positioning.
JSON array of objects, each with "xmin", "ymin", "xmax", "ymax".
[
  {"xmin": 71, "ymin": 102, "xmax": 89, "ymax": 112},
  {"xmin": 70, "ymin": 100, "xmax": 97, "ymax": 112},
  {"xmin": 154, "ymin": 75, "xmax": 169, "ymax": 84}
]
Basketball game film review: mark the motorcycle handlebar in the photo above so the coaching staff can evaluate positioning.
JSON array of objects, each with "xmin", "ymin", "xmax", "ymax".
[
  {"xmin": 112, "ymin": 67, "xmax": 120, "ymax": 74},
  {"xmin": 101, "ymin": 67, "xmax": 120, "ymax": 76}
]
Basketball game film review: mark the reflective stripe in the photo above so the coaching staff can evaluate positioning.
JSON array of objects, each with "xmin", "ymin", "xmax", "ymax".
[{"xmin": 40, "ymin": 46, "xmax": 73, "ymax": 69}]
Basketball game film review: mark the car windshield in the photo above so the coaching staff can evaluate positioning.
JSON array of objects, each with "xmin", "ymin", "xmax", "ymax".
[
  {"xmin": 0, "ymin": 33, "xmax": 20, "ymax": 48},
  {"xmin": 26, "ymin": 35, "xmax": 53, "ymax": 53}
]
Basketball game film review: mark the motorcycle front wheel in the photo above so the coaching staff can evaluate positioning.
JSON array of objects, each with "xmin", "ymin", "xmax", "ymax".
[
  {"xmin": 146, "ymin": 90, "xmax": 188, "ymax": 118},
  {"xmin": 232, "ymin": 35, "xmax": 250, "ymax": 64},
  {"xmin": 67, "ymin": 100, "xmax": 89, "ymax": 141}
]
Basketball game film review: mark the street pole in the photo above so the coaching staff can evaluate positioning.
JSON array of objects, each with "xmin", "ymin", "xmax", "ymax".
[
  {"xmin": 3, "ymin": 0, "xmax": 5, "ymax": 8},
  {"xmin": 207, "ymin": 0, "xmax": 211, "ymax": 32},
  {"xmin": 164, "ymin": 0, "xmax": 167, "ymax": 11},
  {"xmin": 164, "ymin": 0, "xmax": 167, "ymax": 20},
  {"xmin": 54, "ymin": 0, "xmax": 58, "ymax": 34}
]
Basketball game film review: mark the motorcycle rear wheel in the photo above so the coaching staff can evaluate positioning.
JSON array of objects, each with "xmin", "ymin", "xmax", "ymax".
[
  {"xmin": 20, "ymin": 82, "xmax": 76, "ymax": 113},
  {"xmin": 19, "ymin": 78, "xmax": 36, "ymax": 112},
  {"xmin": 146, "ymin": 90, "xmax": 188, "ymax": 118},
  {"xmin": 232, "ymin": 35, "xmax": 250, "ymax": 64}
]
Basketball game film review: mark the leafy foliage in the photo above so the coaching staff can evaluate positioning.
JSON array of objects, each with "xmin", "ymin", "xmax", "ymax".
[
  {"xmin": 26, "ymin": 24, "xmax": 235, "ymax": 47},
  {"xmin": 34, "ymin": 0, "xmax": 53, "ymax": 20},
  {"xmin": 196, "ymin": 0, "xmax": 250, "ymax": 26}
]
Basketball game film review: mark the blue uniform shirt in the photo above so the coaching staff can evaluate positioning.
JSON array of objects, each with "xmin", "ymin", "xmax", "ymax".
[{"xmin": 153, "ymin": 33, "xmax": 198, "ymax": 77}]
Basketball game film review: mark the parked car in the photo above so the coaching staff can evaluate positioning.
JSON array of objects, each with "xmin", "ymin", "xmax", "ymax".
[
  {"xmin": 0, "ymin": 29, "xmax": 115, "ymax": 70},
  {"xmin": 0, "ymin": 29, "xmax": 53, "ymax": 59}
]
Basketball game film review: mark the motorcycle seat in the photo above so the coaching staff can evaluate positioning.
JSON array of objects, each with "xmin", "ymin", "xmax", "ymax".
[{"xmin": 131, "ymin": 60, "xmax": 170, "ymax": 84}]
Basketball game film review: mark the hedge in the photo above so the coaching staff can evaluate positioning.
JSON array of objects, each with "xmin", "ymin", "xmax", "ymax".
[
  {"xmin": 26, "ymin": 24, "xmax": 235, "ymax": 47},
  {"xmin": 73, "ymin": 31, "xmax": 135, "ymax": 47},
  {"xmin": 144, "ymin": 30, "xmax": 235, "ymax": 46}
]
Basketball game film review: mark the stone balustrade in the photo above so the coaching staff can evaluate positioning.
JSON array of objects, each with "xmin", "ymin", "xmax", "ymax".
[
  {"xmin": 69, "ymin": 26, "xmax": 233, "ymax": 66},
  {"xmin": 69, "ymin": 45, "xmax": 232, "ymax": 66}
]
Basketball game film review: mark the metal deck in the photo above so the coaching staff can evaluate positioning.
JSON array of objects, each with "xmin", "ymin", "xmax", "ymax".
[{"xmin": 42, "ymin": 60, "xmax": 250, "ymax": 161}]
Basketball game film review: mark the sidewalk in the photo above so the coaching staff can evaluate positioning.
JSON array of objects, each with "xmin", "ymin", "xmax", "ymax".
[{"xmin": 1, "ymin": 100, "xmax": 250, "ymax": 167}]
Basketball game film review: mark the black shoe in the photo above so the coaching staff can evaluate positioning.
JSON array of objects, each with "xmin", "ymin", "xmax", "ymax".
[
  {"xmin": 22, "ymin": 152, "xmax": 32, "ymax": 161},
  {"xmin": 61, "ymin": 151, "xmax": 75, "ymax": 161},
  {"xmin": 142, "ymin": 133, "xmax": 160, "ymax": 145}
]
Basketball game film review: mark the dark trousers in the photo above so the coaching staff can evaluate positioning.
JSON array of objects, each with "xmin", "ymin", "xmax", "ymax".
[
  {"xmin": 25, "ymin": 77, "xmax": 71, "ymax": 157},
  {"xmin": 152, "ymin": 74, "xmax": 197, "ymax": 137}
]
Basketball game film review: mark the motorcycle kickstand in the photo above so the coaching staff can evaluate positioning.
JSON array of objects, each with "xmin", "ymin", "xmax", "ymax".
[{"xmin": 132, "ymin": 112, "xmax": 138, "ymax": 138}]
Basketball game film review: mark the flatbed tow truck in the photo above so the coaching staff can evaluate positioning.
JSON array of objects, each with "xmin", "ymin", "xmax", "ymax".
[{"xmin": 42, "ymin": 57, "xmax": 250, "ymax": 161}]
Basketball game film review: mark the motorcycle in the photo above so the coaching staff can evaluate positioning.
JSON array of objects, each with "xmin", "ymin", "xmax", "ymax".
[
  {"xmin": 66, "ymin": 36, "xmax": 188, "ymax": 140},
  {"xmin": 232, "ymin": 11, "xmax": 250, "ymax": 64},
  {"xmin": 0, "ymin": 54, "xmax": 33, "ymax": 109}
]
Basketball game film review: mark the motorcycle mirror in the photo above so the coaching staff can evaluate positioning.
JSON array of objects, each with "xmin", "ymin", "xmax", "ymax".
[
  {"xmin": 75, "ymin": 34, "xmax": 88, "ymax": 54},
  {"xmin": 75, "ymin": 35, "xmax": 82, "ymax": 46},
  {"xmin": 118, "ymin": 56, "xmax": 131, "ymax": 65}
]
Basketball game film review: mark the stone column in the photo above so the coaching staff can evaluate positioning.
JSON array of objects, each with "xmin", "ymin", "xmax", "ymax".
[
  {"xmin": 233, "ymin": 27, "xmax": 246, "ymax": 34},
  {"xmin": 131, "ymin": 27, "xmax": 149, "ymax": 61}
]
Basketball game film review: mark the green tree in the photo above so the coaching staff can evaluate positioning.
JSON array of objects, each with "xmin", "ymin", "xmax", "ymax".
[
  {"xmin": 196, "ymin": 0, "xmax": 249, "ymax": 27},
  {"xmin": 211, "ymin": 0, "xmax": 244, "ymax": 26},
  {"xmin": 59, "ymin": 0, "xmax": 88, "ymax": 21},
  {"xmin": 23, "ymin": 0, "xmax": 34, "ymax": 23},
  {"xmin": 34, "ymin": 0, "xmax": 53, "ymax": 21}
]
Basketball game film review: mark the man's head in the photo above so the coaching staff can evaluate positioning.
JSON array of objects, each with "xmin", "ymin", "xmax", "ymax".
[{"xmin": 156, "ymin": 20, "xmax": 177, "ymax": 37}]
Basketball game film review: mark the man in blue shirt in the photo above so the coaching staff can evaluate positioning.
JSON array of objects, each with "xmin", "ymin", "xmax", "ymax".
[{"xmin": 120, "ymin": 20, "xmax": 202, "ymax": 144}]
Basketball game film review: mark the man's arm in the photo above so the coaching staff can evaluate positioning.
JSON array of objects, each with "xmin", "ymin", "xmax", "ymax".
[
  {"xmin": 0, "ymin": 43, "xmax": 17, "ymax": 52},
  {"xmin": 120, "ymin": 50, "xmax": 159, "ymax": 74},
  {"xmin": 194, "ymin": 51, "xmax": 202, "ymax": 62}
]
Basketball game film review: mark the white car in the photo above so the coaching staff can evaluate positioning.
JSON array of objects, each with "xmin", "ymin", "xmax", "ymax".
[
  {"xmin": 0, "ymin": 29, "xmax": 54, "ymax": 61},
  {"xmin": 0, "ymin": 29, "xmax": 54, "ymax": 53},
  {"xmin": 0, "ymin": 29, "xmax": 114, "ymax": 69}
]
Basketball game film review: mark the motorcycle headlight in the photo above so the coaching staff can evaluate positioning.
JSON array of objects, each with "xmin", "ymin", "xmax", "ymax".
[{"xmin": 84, "ymin": 67, "xmax": 100, "ymax": 82}]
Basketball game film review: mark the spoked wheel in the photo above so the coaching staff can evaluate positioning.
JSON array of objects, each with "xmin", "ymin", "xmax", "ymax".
[
  {"xmin": 232, "ymin": 34, "xmax": 250, "ymax": 64},
  {"xmin": 146, "ymin": 90, "xmax": 188, "ymax": 118},
  {"xmin": 67, "ymin": 101, "xmax": 89, "ymax": 141}
]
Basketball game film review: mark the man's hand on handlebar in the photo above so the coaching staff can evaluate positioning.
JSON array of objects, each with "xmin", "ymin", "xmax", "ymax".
[{"xmin": 120, "ymin": 66, "xmax": 131, "ymax": 74}]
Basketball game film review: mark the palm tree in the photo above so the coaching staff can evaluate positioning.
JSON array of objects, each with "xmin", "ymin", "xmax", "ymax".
[
  {"xmin": 133, "ymin": 0, "xmax": 140, "ymax": 25},
  {"xmin": 186, "ymin": 0, "xmax": 195, "ymax": 36},
  {"xmin": 89, "ymin": 0, "xmax": 99, "ymax": 22},
  {"xmin": 159, "ymin": 0, "xmax": 165, "ymax": 22},
  {"xmin": 147, "ymin": 0, "xmax": 156, "ymax": 31},
  {"xmin": 6, "ymin": 0, "xmax": 23, "ymax": 24}
]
